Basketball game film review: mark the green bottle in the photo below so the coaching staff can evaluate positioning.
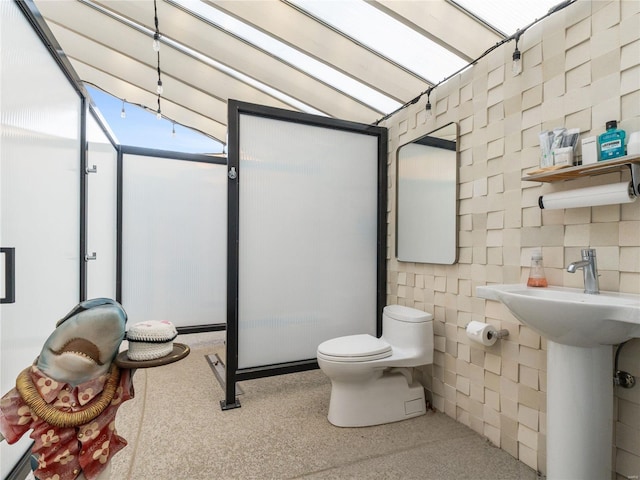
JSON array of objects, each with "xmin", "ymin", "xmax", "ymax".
[{"xmin": 598, "ymin": 120, "xmax": 626, "ymax": 161}]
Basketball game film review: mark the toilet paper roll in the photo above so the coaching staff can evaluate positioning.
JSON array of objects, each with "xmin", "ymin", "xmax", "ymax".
[{"xmin": 466, "ymin": 321, "xmax": 497, "ymax": 346}]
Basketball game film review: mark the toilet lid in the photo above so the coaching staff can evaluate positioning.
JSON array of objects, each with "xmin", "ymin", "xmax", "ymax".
[{"xmin": 317, "ymin": 334, "xmax": 392, "ymax": 362}]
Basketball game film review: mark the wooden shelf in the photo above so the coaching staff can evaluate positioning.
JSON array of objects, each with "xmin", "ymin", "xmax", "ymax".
[{"xmin": 522, "ymin": 154, "xmax": 640, "ymax": 183}]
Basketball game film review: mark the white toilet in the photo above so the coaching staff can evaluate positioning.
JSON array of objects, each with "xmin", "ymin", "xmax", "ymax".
[{"xmin": 317, "ymin": 305, "xmax": 434, "ymax": 427}]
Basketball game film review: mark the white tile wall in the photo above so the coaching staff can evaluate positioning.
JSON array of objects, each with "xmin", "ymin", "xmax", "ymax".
[{"xmin": 382, "ymin": 1, "xmax": 640, "ymax": 476}]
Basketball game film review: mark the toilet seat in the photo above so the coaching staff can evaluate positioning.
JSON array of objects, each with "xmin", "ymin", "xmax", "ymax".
[{"xmin": 317, "ymin": 334, "xmax": 392, "ymax": 362}]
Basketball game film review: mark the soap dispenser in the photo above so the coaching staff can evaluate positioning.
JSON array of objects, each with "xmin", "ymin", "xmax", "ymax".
[{"xmin": 527, "ymin": 249, "xmax": 548, "ymax": 288}]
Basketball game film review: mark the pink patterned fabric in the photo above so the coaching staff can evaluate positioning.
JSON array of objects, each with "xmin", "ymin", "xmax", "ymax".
[{"xmin": 0, "ymin": 365, "xmax": 134, "ymax": 480}]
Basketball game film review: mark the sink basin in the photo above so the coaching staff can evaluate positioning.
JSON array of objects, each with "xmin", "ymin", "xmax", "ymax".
[
  {"xmin": 477, "ymin": 283, "xmax": 640, "ymax": 478},
  {"xmin": 476, "ymin": 284, "xmax": 640, "ymax": 347}
]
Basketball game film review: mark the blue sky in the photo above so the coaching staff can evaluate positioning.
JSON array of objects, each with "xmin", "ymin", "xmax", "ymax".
[{"xmin": 86, "ymin": 86, "xmax": 224, "ymax": 155}]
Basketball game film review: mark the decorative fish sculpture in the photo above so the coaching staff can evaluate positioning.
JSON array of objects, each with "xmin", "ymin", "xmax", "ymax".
[{"xmin": 0, "ymin": 298, "xmax": 134, "ymax": 480}]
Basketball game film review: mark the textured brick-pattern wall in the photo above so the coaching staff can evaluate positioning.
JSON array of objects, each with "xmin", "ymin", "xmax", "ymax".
[{"xmin": 381, "ymin": 1, "xmax": 640, "ymax": 476}]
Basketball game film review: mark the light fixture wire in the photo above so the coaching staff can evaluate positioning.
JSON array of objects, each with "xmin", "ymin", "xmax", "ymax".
[
  {"xmin": 152, "ymin": 0, "xmax": 161, "ymax": 52},
  {"xmin": 154, "ymin": 0, "xmax": 162, "ymax": 119},
  {"xmin": 512, "ymin": 30, "xmax": 522, "ymax": 76},
  {"xmin": 157, "ymin": 52, "xmax": 163, "ymax": 95},
  {"xmin": 85, "ymin": 81, "xmax": 223, "ymax": 145},
  {"xmin": 373, "ymin": 0, "xmax": 576, "ymax": 125},
  {"xmin": 424, "ymin": 87, "xmax": 433, "ymax": 118}
]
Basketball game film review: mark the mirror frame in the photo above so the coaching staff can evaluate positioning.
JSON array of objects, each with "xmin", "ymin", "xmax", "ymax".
[{"xmin": 395, "ymin": 122, "xmax": 458, "ymax": 265}]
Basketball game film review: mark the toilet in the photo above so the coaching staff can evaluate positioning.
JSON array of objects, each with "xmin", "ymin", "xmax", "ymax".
[{"xmin": 317, "ymin": 305, "xmax": 434, "ymax": 427}]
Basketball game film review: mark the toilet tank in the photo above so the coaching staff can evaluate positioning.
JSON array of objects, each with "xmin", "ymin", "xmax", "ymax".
[{"xmin": 382, "ymin": 305, "xmax": 433, "ymax": 362}]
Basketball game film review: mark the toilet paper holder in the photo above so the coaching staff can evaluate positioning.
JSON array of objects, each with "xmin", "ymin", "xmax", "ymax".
[
  {"xmin": 465, "ymin": 324, "xmax": 510, "ymax": 340},
  {"xmin": 487, "ymin": 328, "xmax": 509, "ymax": 340},
  {"xmin": 631, "ymin": 163, "xmax": 640, "ymax": 198}
]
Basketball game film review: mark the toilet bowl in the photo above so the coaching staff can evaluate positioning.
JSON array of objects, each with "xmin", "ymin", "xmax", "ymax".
[{"xmin": 317, "ymin": 305, "xmax": 433, "ymax": 427}]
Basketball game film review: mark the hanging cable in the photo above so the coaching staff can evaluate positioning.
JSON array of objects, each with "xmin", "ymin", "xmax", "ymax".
[
  {"xmin": 424, "ymin": 88, "xmax": 433, "ymax": 120},
  {"xmin": 152, "ymin": 0, "xmax": 161, "ymax": 52},
  {"xmin": 153, "ymin": 0, "xmax": 163, "ymax": 119},
  {"xmin": 120, "ymin": 99, "xmax": 126, "ymax": 119},
  {"xmin": 373, "ymin": 0, "xmax": 576, "ymax": 125},
  {"xmin": 156, "ymin": 53, "xmax": 163, "ymax": 95},
  {"xmin": 83, "ymin": 81, "xmax": 223, "ymax": 145},
  {"xmin": 512, "ymin": 30, "xmax": 522, "ymax": 76}
]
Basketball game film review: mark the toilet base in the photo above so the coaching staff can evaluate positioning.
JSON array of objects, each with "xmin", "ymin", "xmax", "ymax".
[{"xmin": 326, "ymin": 369, "xmax": 426, "ymax": 427}]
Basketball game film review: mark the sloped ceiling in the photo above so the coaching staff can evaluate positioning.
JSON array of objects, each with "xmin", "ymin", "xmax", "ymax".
[{"xmin": 30, "ymin": 0, "xmax": 561, "ymax": 146}]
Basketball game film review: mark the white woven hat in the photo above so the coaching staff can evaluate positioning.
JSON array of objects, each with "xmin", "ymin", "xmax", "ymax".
[{"xmin": 126, "ymin": 320, "xmax": 178, "ymax": 361}]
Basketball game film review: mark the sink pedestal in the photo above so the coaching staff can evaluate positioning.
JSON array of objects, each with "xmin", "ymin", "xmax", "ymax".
[
  {"xmin": 476, "ymin": 283, "xmax": 640, "ymax": 479},
  {"xmin": 547, "ymin": 341, "xmax": 613, "ymax": 480}
]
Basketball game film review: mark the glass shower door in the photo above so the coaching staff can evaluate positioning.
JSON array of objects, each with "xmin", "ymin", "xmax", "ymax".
[{"xmin": 1, "ymin": 2, "xmax": 81, "ymax": 475}]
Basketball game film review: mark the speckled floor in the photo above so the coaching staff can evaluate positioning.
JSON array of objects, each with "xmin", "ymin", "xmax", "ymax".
[{"xmin": 112, "ymin": 332, "xmax": 538, "ymax": 480}]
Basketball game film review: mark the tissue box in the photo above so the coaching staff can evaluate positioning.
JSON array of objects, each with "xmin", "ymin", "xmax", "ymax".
[
  {"xmin": 553, "ymin": 147, "xmax": 574, "ymax": 166},
  {"xmin": 581, "ymin": 136, "xmax": 598, "ymax": 165},
  {"xmin": 628, "ymin": 131, "xmax": 640, "ymax": 156}
]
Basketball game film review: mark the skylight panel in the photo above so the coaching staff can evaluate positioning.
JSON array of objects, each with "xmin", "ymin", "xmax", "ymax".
[
  {"xmin": 80, "ymin": 0, "xmax": 325, "ymax": 116},
  {"xmin": 287, "ymin": 0, "xmax": 468, "ymax": 85},
  {"xmin": 86, "ymin": 85, "xmax": 224, "ymax": 153},
  {"xmin": 161, "ymin": 35, "xmax": 328, "ymax": 116},
  {"xmin": 170, "ymin": 0, "xmax": 402, "ymax": 114},
  {"xmin": 452, "ymin": 0, "xmax": 562, "ymax": 36}
]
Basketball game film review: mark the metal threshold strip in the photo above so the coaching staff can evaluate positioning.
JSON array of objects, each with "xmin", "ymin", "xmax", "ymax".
[{"xmin": 206, "ymin": 353, "xmax": 245, "ymax": 396}]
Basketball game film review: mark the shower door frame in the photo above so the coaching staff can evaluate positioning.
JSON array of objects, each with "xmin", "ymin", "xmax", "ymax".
[{"xmin": 223, "ymin": 100, "xmax": 387, "ymax": 409}]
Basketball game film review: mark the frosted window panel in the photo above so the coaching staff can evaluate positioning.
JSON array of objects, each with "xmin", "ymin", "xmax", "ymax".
[
  {"xmin": 1, "ymin": 1, "xmax": 81, "ymax": 476},
  {"xmin": 122, "ymin": 155, "xmax": 226, "ymax": 327},
  {"xmin": 86, "ymin": 114, "xmax": 117, "ymax": 299},
  {"xmin": 238, "ymin": 115, "xmax": 379, "ymax": 368}
]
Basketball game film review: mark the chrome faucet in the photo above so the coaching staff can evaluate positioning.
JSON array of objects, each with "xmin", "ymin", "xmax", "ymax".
[{"xmin": 567, "ymin": 248, "xmax": 600, "ymax": 294}]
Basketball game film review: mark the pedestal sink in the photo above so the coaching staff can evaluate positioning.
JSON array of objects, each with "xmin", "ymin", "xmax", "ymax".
[{"xmin": 476, "ymin": 284, "xmax": 640, "ymax": 480}]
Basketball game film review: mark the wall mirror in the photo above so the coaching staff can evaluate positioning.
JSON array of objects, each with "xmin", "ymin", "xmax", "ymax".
[{"xmin": 396, "ymin": 122, "xmax": 458, "ymax": 264}]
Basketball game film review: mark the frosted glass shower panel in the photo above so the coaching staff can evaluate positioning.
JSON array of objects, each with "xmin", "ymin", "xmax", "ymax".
[
  {"xmin": 238, "ymin": 115, "xmax": 379, "ymax": 369},
  {"xmin": 1, "ymin": 1, "xmax": 81, "ymax": 476},
  {"xmin": 122, "ymin": 154, "xmax": 226, "ymax": 327},
  {"xmin": 86, "ymin": 113, "xmax": 117, "ymax": 299}
]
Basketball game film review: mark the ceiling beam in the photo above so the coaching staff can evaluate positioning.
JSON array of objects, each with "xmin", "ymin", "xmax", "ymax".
[{"xmin": 369, "ymin": 0, "xmax": 504, "ymax": 61}]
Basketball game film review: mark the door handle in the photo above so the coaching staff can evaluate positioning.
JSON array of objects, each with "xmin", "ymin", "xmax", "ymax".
[{"xmin": 1, "ymin": 247, "xmax": 15, "ymax": 304}]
